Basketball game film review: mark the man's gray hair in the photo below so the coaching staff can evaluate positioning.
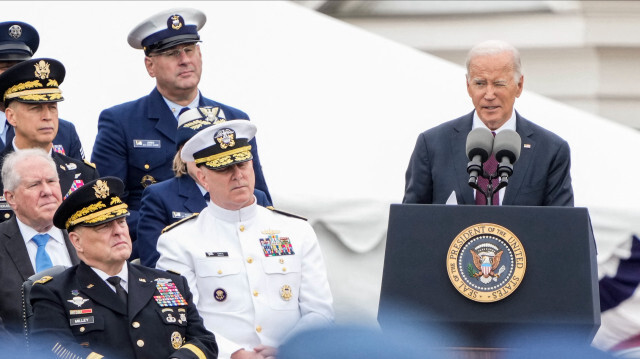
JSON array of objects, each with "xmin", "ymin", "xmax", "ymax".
[
  {"xmin": 2, "ymin": 148, "xmax": 58, "ymax": 192},
  {"xmin": 465, "ymin": 40, "xmax": 522, "ymax": 84}
]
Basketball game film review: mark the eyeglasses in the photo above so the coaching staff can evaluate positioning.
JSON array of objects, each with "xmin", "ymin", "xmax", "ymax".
[{"xmin": 149, "ymin": 44, "xmax": 199, "ymax": 59}]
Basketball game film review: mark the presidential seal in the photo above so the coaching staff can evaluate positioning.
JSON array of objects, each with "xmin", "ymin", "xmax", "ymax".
[{"xmin": 446, "ymin": 223, "xmax": 526, "ymax": 303}]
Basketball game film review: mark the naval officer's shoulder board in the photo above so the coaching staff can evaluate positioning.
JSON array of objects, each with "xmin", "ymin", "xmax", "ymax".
[
  {"xmin": 266, "ymin": 206, "xmax": 307, "ymax": 221},
  {"xmin": 161, "ymin": 213, "xmax": 199, "ymax": 234}
]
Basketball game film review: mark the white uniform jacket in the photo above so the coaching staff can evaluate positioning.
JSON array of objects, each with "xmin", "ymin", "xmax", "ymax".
[{"xmin": 156, "ymin": 200, "xmax": 334, "ymax": 359}]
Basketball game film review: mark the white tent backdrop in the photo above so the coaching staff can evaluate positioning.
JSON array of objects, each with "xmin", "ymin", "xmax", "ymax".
[{"xmin": 4, "ymin": 1, "xmax": 640, "ymax": 327}]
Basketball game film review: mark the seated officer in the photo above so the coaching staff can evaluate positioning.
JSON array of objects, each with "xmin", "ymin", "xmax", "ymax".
[
  {"xmin": 29, "ymin": 177, "xmax": 218, "ymax": 359},
  {"xmin": 0, "ymin": 20, "xmax": 86, "ymax": 160},
  {"xmin": 0, "ymin": 58, "xmax": 98, "ymax": 222},
  {"xmin": 156, "ymin": 120, "xmax": 334, "ymax": 359},
  {"xmin": 138, "ymin": 107, "xmax": 271, "ymax": 267}
]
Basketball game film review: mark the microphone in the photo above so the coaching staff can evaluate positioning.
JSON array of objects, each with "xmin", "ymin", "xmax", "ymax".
[
  {"xmin": 493, "ymin": 129, "xmax": 521, "ymax": 182},
  {"xmin": 466, "ymin": 127, "xmax": 494, "ymax": 185}
]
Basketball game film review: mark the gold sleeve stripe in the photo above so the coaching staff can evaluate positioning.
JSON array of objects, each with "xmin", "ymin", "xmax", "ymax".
[
  {"xmin": 181, "ymin": 343, "xmax": 207, "ymax": 359},
  {"xmin": 87, "ymin": 353, "xmax": 104, "ymax": 359}
]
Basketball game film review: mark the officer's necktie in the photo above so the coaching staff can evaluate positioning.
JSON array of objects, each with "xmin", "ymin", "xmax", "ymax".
[
  {"xmin": 32, "ymin": 234, "xmax": 53, "ymax": 272},
  {"xmin": 107, "ymin": 276, "xmax": 128, "ymax": 305},
  {"xmin": 204, "ymin": 192, "xmax": 210, "ymax": 202},
  {"xmin": 475, "ymin": 132, "xmax": 499, "ymax": 205}
]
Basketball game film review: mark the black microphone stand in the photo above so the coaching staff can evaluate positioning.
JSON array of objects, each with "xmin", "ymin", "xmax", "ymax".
[{"xmin": 468, "ymin": 167, "xmax": 510, "ymax": 206}]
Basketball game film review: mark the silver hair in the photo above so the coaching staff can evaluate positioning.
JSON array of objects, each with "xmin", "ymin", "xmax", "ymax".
[
  {"xmin": 2, "ymin": 148, "xmax": 58, "ymax": 192},
  {"xmin": 465, "ymin": 40, "xmax": 522, "ymax": 84}
]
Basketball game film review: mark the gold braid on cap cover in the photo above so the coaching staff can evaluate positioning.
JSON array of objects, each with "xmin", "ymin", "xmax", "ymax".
[
  {"xmin": 195, "ymin": 145, "xmax": 252, "ymax": 168},
  {"xmin": 65, "ymin": 197, "xmax": 128, "ymax": 229}
]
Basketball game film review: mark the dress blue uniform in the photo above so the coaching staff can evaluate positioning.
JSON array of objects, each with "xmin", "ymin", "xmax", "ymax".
[
  {"xmin": 91, "ymin": 88, "xmax": 271, "ymax": 242},
  {"xmin": 138, "ymin": 175, "xmax": 271, "ymax": 267},
  {"xmin": 30, "ymin": 261, "xmax": 218, "ymax": 359}
]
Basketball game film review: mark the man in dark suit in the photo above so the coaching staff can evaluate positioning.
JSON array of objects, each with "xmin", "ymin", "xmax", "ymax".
[
  {"xmin": 0, "ymin": 20, "xmax": 85, "ymax": 160},
  {"xmin": 91, "ymin": 8, "xmax": 271, "ymax": 246},
  {"xmin": 403, "ymin": 40, "xmax": 573, "ymax": 206},
  {"xmin": 0, "ymin": 149, "xmax": 80, "ymax": 336},
  {"xmin": 30, "ymin": 177, "xmax": 217, "ymax": 359},
  {"xmin": 138, "ymin": 106, "xmax": 271, "ymax": 267},
  {"xmin": 0, "ymin": 58, "xmax": 99, "ymax": 222}
]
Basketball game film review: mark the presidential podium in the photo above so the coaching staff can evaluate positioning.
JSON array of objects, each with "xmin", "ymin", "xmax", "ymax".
[{"xmin": 378, "ymin": 204, "xmax": 600, "ymax": 354}]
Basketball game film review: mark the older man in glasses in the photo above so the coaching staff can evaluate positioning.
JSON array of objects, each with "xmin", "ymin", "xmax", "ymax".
[{"xmin": 91, "ymin": 8, "xmax": 272, "ymax": 253}]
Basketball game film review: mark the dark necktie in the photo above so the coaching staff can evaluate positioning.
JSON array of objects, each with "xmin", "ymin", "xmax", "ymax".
[
  {"xmin": 475, "ymin": 132, "xmax": 499, "ymax": 205},
  {"xmin": 32, "ymin": 234, "xmax": 53, "ymax": 272},
  {"xmin": 204, "ymin": 192, "xmax": 210, "ymax": 202},
  {"xmin": 106, "ymin": 276, "xmax": 128, "ymax": 304}
]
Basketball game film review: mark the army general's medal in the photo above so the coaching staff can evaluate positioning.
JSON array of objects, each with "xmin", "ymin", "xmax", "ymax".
[
  {"xmin": 446, "ymin": 223, "xmax": 526, "ymax": 303},
  {"xmin": 280, "ymin": 285, "xmax": 292, "ymax": 301},
  {"xmin": 171, "ymin": 331, "xmax": 183, "ymax": 349},
  {"xmin": 153, "ymin": 280, "xmax": 188, "ymax": 307}
]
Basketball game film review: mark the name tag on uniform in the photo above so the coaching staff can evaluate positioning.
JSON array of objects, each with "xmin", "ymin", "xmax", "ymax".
[
  {"xmin": 172, "ymin": 211, "xmax": 194, "ymax": 219},
  {"xmin": 133, "ymin": 139, "xmax": 161, "ymax": 148},
  {"xmin": 70, "ymin": 316, "xmax": 94, "ymax": 326},
  {"xmin": 206, "ymin": 252, "xmax": 228, "ymax": 257}
]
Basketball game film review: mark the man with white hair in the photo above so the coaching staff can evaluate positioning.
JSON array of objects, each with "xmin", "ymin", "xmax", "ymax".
[
  {"xmin": 403, "ymin": 39, "xmax": 573, "ymax": 206},
  {"xmin": 0, "ymin": 149, "xmax": 79, "ymax": 336}
]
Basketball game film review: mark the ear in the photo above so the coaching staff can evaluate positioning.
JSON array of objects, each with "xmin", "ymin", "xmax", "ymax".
[
  {"xmin": 69, "ymin": 230, "xmax": 84, "ymax": 253},
  {"xmin": 195, "ymin": 167, "xmax": 210, "ymax": 192},
  {"xmin": 515, "ymin": 75, "xmax": 524, "ymax": 98},
  {"xmin": 5, "ymin": 106, "xmax": 17, "ymax": 127},
  {"xmin": 144, "ymin": 56, "xmax": 156, "ymax": 78},
  {"xmin": 4, "ymin": 190, "xmax": 16, "ymax": 208}
]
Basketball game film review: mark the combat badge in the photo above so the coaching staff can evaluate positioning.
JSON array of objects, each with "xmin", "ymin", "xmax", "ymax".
[
  {"xmin": 214, "ymin": 288, "xmax": 227, "ymax": 302},
  {"xmin": 280, "ymin": 285, "xmax": 293, "ymax": 301},
  {"xmin": 446, "ymin": 223, "xmax": 526, "ymax": 303}
]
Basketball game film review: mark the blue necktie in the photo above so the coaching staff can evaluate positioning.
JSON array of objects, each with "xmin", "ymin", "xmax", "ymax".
[
  {"xmin": 32, "ymin": 234, "xmax": 53, "ymax": 272},
  {"xmin": 204, "ymin": 192, "xmax": 210, "ymax": 202}
]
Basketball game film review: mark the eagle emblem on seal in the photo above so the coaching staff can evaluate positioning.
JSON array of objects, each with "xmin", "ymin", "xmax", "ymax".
[{"xmin": 470, "ymin": 243, "xmax": 505, "ymax": 284}]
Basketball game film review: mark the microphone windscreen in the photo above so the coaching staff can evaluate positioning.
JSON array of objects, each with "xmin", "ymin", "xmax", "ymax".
[
  {"xmin": 494, "ymin": 129, "xmax": 522, "ymax": 163},
  {"xmin": 466, "ymin": 127, "xmax": 494, "ymax": 162}
]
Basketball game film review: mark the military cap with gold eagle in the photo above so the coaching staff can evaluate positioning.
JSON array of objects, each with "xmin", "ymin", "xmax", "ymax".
[
  {"xmin": 0, "ymin": 57, "xmax": 64, "ymax": 106},
  {"xmin": 53, "ymin": 177, "xmax": 130, "ymax": 230},
  {"xmin": 176, "ymin": 106, "xmax": 226, "ymax": 150},
  {"xmin": 181, "ymin": 119, "xmax": 255, "ymax": 170},
  {"xmin": 128, "ymin": 8, "xmax": 206, "ymax": 56}
]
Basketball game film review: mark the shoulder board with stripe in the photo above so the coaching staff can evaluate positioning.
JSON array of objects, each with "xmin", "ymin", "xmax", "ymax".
[
  {"xmin": 83, "ymin": 159, "xmax": 97, "ymax": 169},
  {"xmin": 266, "ymin": 206, "xmax": 307, "ymax": 221},
  {"xmin": 165, "ymin": 269, "xmax": 181, "ymax": 276},
  {"xmin": 33, "ymin": 275, "xmax": 54, "ymax": 285},
  {"xmin": 161, "ymin": 213, "xmax": 199, "ymax": 233}
]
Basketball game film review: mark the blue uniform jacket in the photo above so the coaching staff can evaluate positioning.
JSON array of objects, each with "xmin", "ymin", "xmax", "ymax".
[
  {"xmin": 4, "ymin": 118, "xmax": 85, "ymax": 161},
  {"xmin": 91, "ymin": 88, "xmax": 271, "ymax": 243},
  {"xmin": 137, "ymin": 175, "xmax": 271, "ymax": 268},
  {"xmin": 30, "ymin": 261, "xmax": 218, "ymax": 359}
]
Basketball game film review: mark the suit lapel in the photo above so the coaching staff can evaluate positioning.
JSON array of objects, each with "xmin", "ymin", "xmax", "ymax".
[
  {"xmin": 502, "ymin": 113, "xmax": 536, "ymax": 205},
  {"xmin": 452, "ymin": 114, "xmax": 475, "ymax": 204},
  {"xmin": 0, "ymin": 218, "xmax": 35, "ymax": 280},
  {"xmin": 127, "ymin": 263, "xmax": 157, "ymax": 319},
  {"xmin": 179, "ymin": 175, "xmax": 206, "ymax": 213},
  {"xmin": 77, "ymin": 262, "xmax": 127, "ymax": 315},
  {"xmin": 148, "ymin": 88, "xmax": 178, "ymax": 143}
]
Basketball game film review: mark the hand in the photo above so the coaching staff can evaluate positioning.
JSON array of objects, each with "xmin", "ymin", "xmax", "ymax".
[
  {"xmin": 254, "ymin": 344, "xmax": 278, "ymax": 359},
  {"xmin": 230, "ymin": 349, "xmax": 265, "ymax": 359}
]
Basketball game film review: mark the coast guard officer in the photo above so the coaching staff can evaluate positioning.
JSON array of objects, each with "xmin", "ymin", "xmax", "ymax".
[
  {"xmin": 30, "ymin": 177, "xmax": 218, "ymax": 359},
  {"xmin": 91, "ymin": 8, "xmax": 271, "ymax": 246},
  {"xmin": 0, "ymin": 20, "xmax": 86, "ymax": 160},
  {"xmin": 0, "ymin": 58, "xmax": 99, "ymax": 222},
  {"xmin": 156, "ymin": 120, "xmax": 333, "ymax": 359},
  {"xmin": 138, "ymin": 106, "xmax": 271, "ymax": 267}
]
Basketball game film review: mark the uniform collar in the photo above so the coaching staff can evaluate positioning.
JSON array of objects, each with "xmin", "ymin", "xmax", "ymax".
[
  {"xmin": 163, "ymin": 92, "xmax": 201, "ymax": 119},
  {"xmin": 91, "ymin": 263, "xmax": 129, "ymax": 292},
  {"xmin": 206, "ymin": 197, "xmax": 258, "ymax": 223}
]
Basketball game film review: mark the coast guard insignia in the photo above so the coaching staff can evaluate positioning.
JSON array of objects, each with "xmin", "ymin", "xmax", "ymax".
[{"xmin": 446, "ymin": 223, "xmax": 526, "ymax": 303}]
